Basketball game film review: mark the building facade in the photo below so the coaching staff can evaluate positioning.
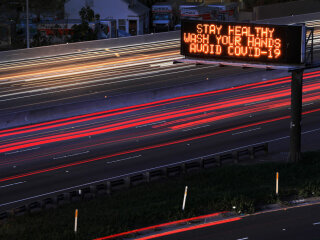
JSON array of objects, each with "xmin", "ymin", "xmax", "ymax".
[{"xmin": 64, "ymin": 0, "xmax": 149, "ymax": 35}]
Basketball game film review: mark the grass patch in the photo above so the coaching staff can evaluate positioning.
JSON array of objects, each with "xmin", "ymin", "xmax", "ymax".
[{"xmin": 1, "ymin": 151, "xmax": 320, "ymax": 239}]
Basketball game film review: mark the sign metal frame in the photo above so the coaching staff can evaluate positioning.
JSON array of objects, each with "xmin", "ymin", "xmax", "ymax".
[{"xmin": 180, "ymin": 20, "xmax": 306, "ymax": 67}]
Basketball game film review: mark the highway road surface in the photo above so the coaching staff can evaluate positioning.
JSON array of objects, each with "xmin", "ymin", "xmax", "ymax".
[
  {"xmin": 1, "ymin": 69, "xmax": 320, "ymax": 211},
  {"xmin": 143, "ymin": 203, "xmax": 320, "ymax": 240}
]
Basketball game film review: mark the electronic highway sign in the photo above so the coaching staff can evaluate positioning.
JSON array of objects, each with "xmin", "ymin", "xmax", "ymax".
[{"xmin": 181, "ymin": 20, "xmax": 305, "ymax": 65}]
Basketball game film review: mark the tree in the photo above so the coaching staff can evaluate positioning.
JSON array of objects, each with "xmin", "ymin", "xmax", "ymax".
[
  {"xmin": 2, "ymin": 0, "xmax": 66, "ymax": 22},
  {"xmin": 138, "ymin": 0, "xmax": 158, "ymax": 8},
  {"xmin": 79, "ymin": 6, "xmax": 95, "ymax": 23},
  {"xmin": 70, "ymin": 6, "xmax": 99, "ymax": 42}
]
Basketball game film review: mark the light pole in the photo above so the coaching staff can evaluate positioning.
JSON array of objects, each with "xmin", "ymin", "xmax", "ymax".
[{"xmin": 26, "ymin": 0, "xmax": 30, "ymax": 48}]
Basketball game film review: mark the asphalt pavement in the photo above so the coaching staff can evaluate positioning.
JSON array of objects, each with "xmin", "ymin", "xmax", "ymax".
[
  {"xmin": 151, "ymin": 203, "xmax": 320, "ymax": 240},
  {"xmin": 0, "ymin": 72, "xmax": 320, "ymax": 211}
]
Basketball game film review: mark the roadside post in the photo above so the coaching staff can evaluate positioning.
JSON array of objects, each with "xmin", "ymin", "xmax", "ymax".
[
  {"xmin": 74, "ymin": 209, "xmax": 78, "ymax": 233},
  {"xmin": 276, "ymin": 172, "xmax": 279, "ymax": 195},
  {"xmin": 182, "ymin": 186, "xmax": 188, "ymax": 211}
]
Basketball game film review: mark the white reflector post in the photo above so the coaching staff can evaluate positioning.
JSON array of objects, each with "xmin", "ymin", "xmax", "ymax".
[
  {"xmin": 276, "ymin": 172, "xmax": 279, "ymax": 195},
  {"xmin": 182, "ymin": 186, "xmax": 188, "ymax": 211}
]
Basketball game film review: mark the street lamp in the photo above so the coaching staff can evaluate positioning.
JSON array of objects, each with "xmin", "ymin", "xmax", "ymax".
[{"xmin": 26, "ymin": 0, "xmax": 30, "ymax": 48}]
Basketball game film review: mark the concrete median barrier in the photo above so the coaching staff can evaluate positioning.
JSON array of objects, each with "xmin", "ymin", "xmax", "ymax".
[
  {"xmin": 203, "ymin": 156, "xmax": 220, "ymax": 168},
  {"xmin": 70, "ymin": 191, "xmax": 81, "ymax": 202},
  {"xmin": 42, "ymin": 198, "xmax": 56, "ymax": 209},
  {"xmin": 28, "ymin": 201, "xmax": 42, "ymax": 213},
  {"xmin": 96, "ymin": 183, "xmax": 108, "ymax": 195},
  {"xmin": 13, "ymin": 205, "xmax": 27, "ymax": 216},
  {"xmin": 80, "ymin": 187, "xmax": 95, "ymax": 200},
  {"xmin": 56, "ymin": 193, "xmax": 70, "ymax": 206},
  {"xmin": 0, "ymin": 211, "xmax": 10, "ymax": 222},
  {"xmin": 130, "ymin": 174, "xmax": 146, "ymax": 186},
  {"xmin": 167, "ymin": 165, "xmax": 182, "ymax": 177},
  {"xmin": 0, "ymin": 31, "xmax": 180, "ymax": 63}
]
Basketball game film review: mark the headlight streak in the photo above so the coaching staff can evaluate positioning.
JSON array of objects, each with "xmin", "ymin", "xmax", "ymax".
[
  {"xmin": 0, "ymin": 51, "xmax": 179, "ymax": 83},
  {"xmin": 0, "ymin": 40, "xmax": 179, "ymax": 71}
]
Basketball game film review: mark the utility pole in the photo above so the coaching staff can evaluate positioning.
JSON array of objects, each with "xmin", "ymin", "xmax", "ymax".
[
  {"xmin": 289, "ymin": 69, "xmax": 304, "ymax": 162},
  {"xmin": 26, "ymin": 0, "xmax": 30, "ymax": 48}
]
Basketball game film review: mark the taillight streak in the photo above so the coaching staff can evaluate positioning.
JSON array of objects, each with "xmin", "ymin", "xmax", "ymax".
[
  {"xmin": 3, "ymin": 91, "xmax": 316, "ymax": 166},
  {"xmin": 1, "ymin": 71, "xmax": 317, "ymax": 137},
  {"xmin": 171, "ymin": 92, "xmax": 320, "ymax": 130},
  {"xmin": 0, "ymin": 88, "xmax": 292, "ymax": 152},
  {"xmin": 1, "ymin": 107, "xmax": 320, "ymax": 183},
  {"xmin": 1, "ymin": 80, "xmax": 320, "ymax": 154},
  {"xmin": 0, "ymin": 128, "xmax": 171, "ymax": 167}
]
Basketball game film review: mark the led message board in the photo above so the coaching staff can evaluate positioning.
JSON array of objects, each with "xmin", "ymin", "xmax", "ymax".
[{"xmin": 181, "ymin": 20, "xmax": 305, "ymax": 65}]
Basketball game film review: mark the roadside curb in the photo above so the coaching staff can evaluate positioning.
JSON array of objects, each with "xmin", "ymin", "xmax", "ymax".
[
  {"xmin": 94, "ymin": 197, "xmax": 320, "ymax": 240},
  {"xmin": 247, "ymin": 196, "xmax": 320, "ymax": 217},
  {"xmin": 93, "ymin": 211, "xmax": 239, "ymax": 240}
]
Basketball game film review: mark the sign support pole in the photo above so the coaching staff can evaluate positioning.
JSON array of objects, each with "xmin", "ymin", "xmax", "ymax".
[{"xmin": 289, "ymin": 69, "xmax": 304, "ymax": 162}]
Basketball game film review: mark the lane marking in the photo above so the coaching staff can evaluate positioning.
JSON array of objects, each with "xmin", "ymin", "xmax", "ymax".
[
  {"xmin": 4, "ymin": 146, "xmax": 40, "ymax": 155},
  {"xmin": 150, "ymin": 62, "xmax": 174, "ymax": 67},
  {"xmin": 0, "ymin": 181, "xmax": 26, "ymax": 188},
  {"xmin": 303, "ymin": 102, "xmax": 314, "ymax": 106},
  {"xmin": 136, "ymin": 121, "xmax": 166, "ymax": 128},
  {"xmin": 182, "ymin": 125, "xmax": 210, "ymax": 132},
  {"xmin": 237, "ymin": 237, "xmax": 248, "ymax": 240},
  {"xmin": 53, "ymin": 151, "xmax": 89, "ymax": 160},
  {"xmin": 313, "ymin": 222, "xmax": 320, "ymax": 225},
  {"xmin": 232, "ymin": 127, "xmax": 261, "ymax": 135},
  {"xmin": 245, "ymin": 99, "xmax": 269, "ymax": 106},
  {"xmin": 107, "ymin": 155, "xmax": 141, "ymax": 164}
]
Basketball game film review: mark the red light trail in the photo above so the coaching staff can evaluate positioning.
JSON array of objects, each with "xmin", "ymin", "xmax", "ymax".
[
  {"xmin": 0, "ymin": 71, "xmax": 320, "ymax": 182},
  {"xmin": 0, "ymin": 78, "xmax": 319, "ymax": 153},
  {"xmin": 93, "ymin": 211, "xmax": 227, "ymax": 240},
  {"xmin": 1, "ymin": 107, "xmax": 320, "ymax": 183},
  {"xmin": 4, "ymin": 71, "xmax": 319, "ymax": 138}
]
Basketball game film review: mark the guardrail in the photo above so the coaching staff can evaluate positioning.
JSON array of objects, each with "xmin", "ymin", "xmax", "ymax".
[{"xmin": 0, "ymin": 142, "xmax": 268, "ymax": 222}]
